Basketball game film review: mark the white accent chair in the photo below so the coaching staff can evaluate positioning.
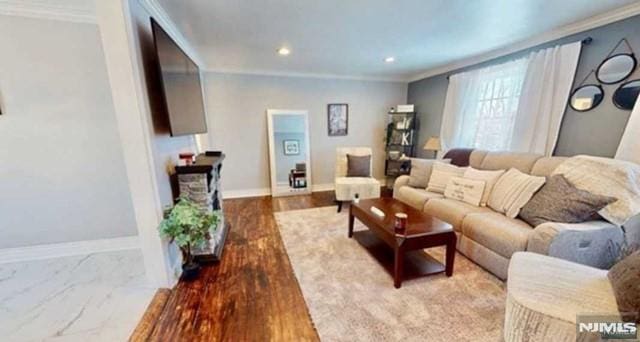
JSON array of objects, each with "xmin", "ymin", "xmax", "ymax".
[{"xmin": 334, "ymin": 147, "xmax": 380, "ymax": 212}]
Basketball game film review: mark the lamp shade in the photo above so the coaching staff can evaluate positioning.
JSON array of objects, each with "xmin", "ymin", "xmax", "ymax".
[{"xmin": 423, "ymin": 136, "xmax": 441, "ymax": 151}]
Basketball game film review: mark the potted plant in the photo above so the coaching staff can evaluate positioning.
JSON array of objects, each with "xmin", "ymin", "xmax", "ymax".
[{"xmin": 159, "ymin": 196, "xmax": 219, "ymax": 280}]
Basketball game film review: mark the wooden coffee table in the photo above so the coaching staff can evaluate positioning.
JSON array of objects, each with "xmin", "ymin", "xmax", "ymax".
[{"xmin": 348, "ymin": 197, "xmax": 456, "ymax": 288}]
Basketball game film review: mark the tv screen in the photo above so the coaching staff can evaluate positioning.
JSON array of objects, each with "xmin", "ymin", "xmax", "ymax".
[{"xmin": 151, "ymin": 18, "xmax": 207, "ymax": 136}]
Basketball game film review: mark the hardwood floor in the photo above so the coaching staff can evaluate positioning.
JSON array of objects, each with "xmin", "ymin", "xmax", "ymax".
[{"xmin": 142, "ymin": 191, "xmax": 341, "ymax": 341}]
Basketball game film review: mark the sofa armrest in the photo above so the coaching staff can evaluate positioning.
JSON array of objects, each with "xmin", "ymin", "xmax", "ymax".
[
  {"xmin": 528, "ymin": 221, "xmax": 624, "ymax": 269},
  {"xmin": 392, "ymin": 175, "xmax": 411, "ymax": 199}
]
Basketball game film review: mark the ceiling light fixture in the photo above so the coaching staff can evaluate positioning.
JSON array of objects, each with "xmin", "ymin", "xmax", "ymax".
[
  {"xmin": 384, "ymin": 57, "xmax": 395, "ymax": 63},
  {"xmin": 278, "ymin": 47, "xmax": 291, "ymax": 56}
]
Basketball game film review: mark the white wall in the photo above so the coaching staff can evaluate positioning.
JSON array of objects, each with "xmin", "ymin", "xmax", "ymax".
[
  {"xmin": 204, "ymin": 73, "xmax": 407, "ymax": 192},
  {"xmin": 0, "ymin": 15, "xmax": 137, "ymax": 248}
]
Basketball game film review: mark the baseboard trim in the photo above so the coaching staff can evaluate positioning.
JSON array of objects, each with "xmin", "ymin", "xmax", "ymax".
[
  {"xmin": 224, "ymin": 179, "xmax": 385, "ymax": 199},
  {"xmin": 0, "ymin": 236, "xmax": 140, "ymax": 264}
]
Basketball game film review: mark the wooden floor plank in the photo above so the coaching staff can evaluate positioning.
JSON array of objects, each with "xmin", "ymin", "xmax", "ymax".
[
  {"xmin": 142, "ymin": 191, "xmax": 340, "ymax": 341},
  {"xmin": 129, "ymin": 289, "xmax": 171, "ymax": 342}
]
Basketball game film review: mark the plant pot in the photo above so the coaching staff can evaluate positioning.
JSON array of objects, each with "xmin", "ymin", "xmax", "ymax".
[{"xmin": 181, "ymin": 261, "xmax": 201, "ymax": 281}]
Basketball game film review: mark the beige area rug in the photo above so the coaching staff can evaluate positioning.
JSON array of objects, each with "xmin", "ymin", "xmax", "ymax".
[{"xmin": 275, "ymin": 206, "xmax": 506, "ymax": 342}]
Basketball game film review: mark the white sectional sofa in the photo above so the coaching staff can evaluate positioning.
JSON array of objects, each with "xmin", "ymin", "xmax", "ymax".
[{"xmin": 393, "ymin": 150, "xmax": 627, "ymax": 280}]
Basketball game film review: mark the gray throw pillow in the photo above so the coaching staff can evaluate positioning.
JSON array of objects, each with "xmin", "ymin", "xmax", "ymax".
[
  {"xmin": 608, "ymin": 251, "xmax": 640, "ymax": 323},
  {"xmin": 408, "ymin": 159, "xmax": 450, "ymax": 188},
  {"xmin": 519, "ymin": 174, "xmax": 616, "ymax": 227},
  {"xmin": 346, "ymin": 154, "xmax": 371, "ymax": 177}
]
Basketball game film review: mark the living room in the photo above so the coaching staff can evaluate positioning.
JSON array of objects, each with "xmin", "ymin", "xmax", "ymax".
[{"xmin": 1, "ymin": 1, "xmax": 639, "ymax": 341}]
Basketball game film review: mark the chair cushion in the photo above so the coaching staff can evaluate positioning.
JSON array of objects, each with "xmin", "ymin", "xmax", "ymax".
[
  {"xmin": 395, "ymin": 186, "xmax": 443, "ymax": 210},
  {"xmin": 508, "ymin": 252, "xmax": 617, "ymax": 325},
  {"xmin": 424, "ymin": 198, "xmax": 492, "ymax": 231},
  {"xmin": 462, "ymin": 212, "xmax": 532, "ymax": 258},
  {"xmin": 346, "ymin": 154, "xmax": 371, "ymax": 177},
  {"xmin": 335, "ymin": 177, "xmax": 380, "ymax": 201}
]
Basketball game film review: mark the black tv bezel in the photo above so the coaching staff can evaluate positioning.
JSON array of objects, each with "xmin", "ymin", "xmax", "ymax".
[{"xmin": 150, "ymin": 17, "xmax": 207, "ymax": 137}]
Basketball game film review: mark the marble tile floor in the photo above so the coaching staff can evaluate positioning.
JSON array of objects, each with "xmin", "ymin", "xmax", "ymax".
[{"xmin": 0, "ymin": 249, "xmax": 156, "ymax": 341}]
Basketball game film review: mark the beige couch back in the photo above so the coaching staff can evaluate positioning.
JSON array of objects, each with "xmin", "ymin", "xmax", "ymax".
[{"xmin": 469, "ymin": 150, "xmax": 568, "ymax": 177}]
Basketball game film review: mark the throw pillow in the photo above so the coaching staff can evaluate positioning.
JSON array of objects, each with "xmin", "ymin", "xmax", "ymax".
[
  {"xmin": 463, "ymin": 167, "xmax": 506, "ymax": 206},
  {"xmin": 408, "ymin": 159, "xmax": 451, "ymax": 188},
  {"xmin": 608, "ymin": 251, "xmax": 640, "ymax": 323},
  {"xmin": 426, "ymin": 162, "xmax": 467, "ymax": 194},
  {"xmin": 488, "ymin": 168, "xmax": 546, "ymax": 218},
  {"xmin": 519, "ymin": 174, "xmax": 617, "ymax": 227},
  {"xmin": 444, "ymin": 177, "xmax": 486, "ymax": 206},
  {"xmin": 346, "ymin": 154, "xmax": 371, "ymax": 177}
]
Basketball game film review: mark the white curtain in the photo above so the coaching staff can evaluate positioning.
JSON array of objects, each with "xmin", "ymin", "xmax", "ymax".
[
  {"xmin": 615, "ymin": 97, "xmax": 640, "ymax": 164},
  {"xmin": 510, "ymin": 42, "xmax": 582, "ymax": 155},
  {"xmin": 440, "ymin": 59, "xmax": 527, "ymax": 151},
  {"xmin": 439, "ymin": 42, "xmax": 582, "ymax": 155}
]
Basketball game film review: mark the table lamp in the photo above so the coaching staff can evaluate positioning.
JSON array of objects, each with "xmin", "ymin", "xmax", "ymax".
[{"xmin": 423, "ymin": 136, "xmax": 441, "ymax": 159}]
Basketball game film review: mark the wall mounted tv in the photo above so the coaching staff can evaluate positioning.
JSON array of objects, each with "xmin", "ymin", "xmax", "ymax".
[{"xmin": 151, "ymin": 18, "xmax": 207, "ymax": 136}]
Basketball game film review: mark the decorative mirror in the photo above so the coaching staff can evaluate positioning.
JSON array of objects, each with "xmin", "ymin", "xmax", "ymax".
[
  {"xmin": 596, "ymin": 53, "xmax": 636, "ymax": 84},
  {"xmin": 613, "ymin": 79, "xmax": 640, "ymax": 110},
  {"xmin": 570, "ymin": 84, "xmax": 604, "ymax": 112}
]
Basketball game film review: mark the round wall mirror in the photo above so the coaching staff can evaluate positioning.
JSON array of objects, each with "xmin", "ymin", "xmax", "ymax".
[
  {"xmin": 596, "ymin": 53, "xmax": 636, "ymax": 84},
  {"xmin": 613, "ymin": 79, "xmax": 640, "ymax": 110},
  {"xmin": 570, "ymin": 85, "xmax": 604, "ymax": 112}
]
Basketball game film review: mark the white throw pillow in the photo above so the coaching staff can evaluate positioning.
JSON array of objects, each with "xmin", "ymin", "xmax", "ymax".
[
  {"xmin": 426, "ymin": 162, "xmax": 467, "ymax": 194},
  {"xmin": 488, "ymin": 168, "xmax": 546, "ymax": 218},
  {"xmin": 444, "ymin": 177, "xmax": 486, "ymax": 206},
  {"xmin": 463, "ymin": 167, "xmax": 506, "ymax": 206},
  {"xmin": 407, "ymin": 159, "xmax": 451, "ymax": 188}
]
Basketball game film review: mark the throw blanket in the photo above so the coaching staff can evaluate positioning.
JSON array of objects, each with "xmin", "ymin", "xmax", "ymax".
[
  {"xmin": 443, "ymin": 148, "xmax": 475, "ymax": 167},
  {"xmin": 553, "ymin": 156, "xmax": 640, "ymax": 226}
]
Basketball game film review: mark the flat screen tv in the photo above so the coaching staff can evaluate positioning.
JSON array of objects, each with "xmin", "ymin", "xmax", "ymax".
[{"xmin": 151, "ymin": 18, "xmax": 207, "ymax": 136}]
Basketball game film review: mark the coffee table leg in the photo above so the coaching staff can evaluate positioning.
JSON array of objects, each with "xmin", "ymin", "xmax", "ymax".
[
  {"xmin": 445, "ymin": 234, "xmax": 457, "ymax": 277},
  {"xmin": 394, "ymin": 247, "xmax": 403, "ymax": 288},
  {"xmin": 348, "ymin": 211, "xmax": 354, "ymax": 238}
]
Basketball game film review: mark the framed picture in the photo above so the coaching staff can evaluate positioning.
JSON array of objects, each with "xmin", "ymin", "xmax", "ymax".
[
  {"xmin": 283, "ymin": 140, "xmax": 300, "ymax": 155},
  {"xmin": 327, "ymin": 103, "xmax": 348, "ymax": 136}
]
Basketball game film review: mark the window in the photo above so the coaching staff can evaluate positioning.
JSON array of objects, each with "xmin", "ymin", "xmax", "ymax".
[{"xmin": 471, "ymin": 60, "xmax": 527, "ymax": 150}]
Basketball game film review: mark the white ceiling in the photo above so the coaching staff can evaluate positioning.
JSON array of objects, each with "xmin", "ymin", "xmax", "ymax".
[{"xmin": 157, "ymin": 0, "xmax": 639, "ymax": 81}]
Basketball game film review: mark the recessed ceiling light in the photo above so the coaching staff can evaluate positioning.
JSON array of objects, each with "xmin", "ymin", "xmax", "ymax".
[
  {"xmin": 278, "ymin": 47, "xmax": 291, "ymax": 56},
  {"xmin": 384, "ymin": 57, "xmax": 395, "ymax": 63}
]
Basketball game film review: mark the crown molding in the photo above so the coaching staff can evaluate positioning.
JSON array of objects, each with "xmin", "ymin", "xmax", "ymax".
[
  {"xmin": 0, "ymin": 0, "xmax": 96, "ymax": 24},
  {"xmin": 204, "ymin": 67, "xmax": 409, "ymax": 83},
  {"xmin": 409, "ymin": 2, "xmax": 640, "ymax": 82},
  {"xmin": 138, "ymin": 0, "xmax": 205, "ymax": 68}
]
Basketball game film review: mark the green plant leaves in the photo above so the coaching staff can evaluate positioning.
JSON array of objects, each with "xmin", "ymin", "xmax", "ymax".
[{"xmin": 158, "ymin": 196, "xmax": 220, "ymax": 249}]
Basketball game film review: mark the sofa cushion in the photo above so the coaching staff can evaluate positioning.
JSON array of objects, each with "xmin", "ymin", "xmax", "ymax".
[
  {"xmin": 480, "ymin": 151, "xmax": 542, "ymax": 173},
  {"xmin": 469, "ymin": 150, "xmax": 489, "ymax": 169},
  {"xmin": 426, "ymin": 162, "xmax": 466, "ymax": 194},
  {"xmin": 407, "ymin": 158, "xmax": 450, "ymax": 188},
  {"xmin": 519, "ymin": 174, "xmax": 616, "ymax": 227},
  {"xmin": 424, "ymin": 198, "xmax": 492, "ymax": 231},
  {"xmin": 463, "ymin": 167, "xmax": 506, "ymax": 206},
  {"xmin": 462, "ymin": 212, "xmax": 532, "ymax": 258},
  {"xmin": 530, "ymin": 157, "xmax": 568, "ymax": 178},
  {"xmin": 608, "ymin": 251, "xmax": 640, "ymax": 322},
  {"xmin": 488, "ymin": 168, "xmax": 546, "ymax": 218},
  {"xmin": 395, "ymin": 186, "xmax": 443, "ymax": 210}
]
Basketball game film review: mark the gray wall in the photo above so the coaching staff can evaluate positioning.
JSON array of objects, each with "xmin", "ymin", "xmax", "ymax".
[
  {"xmin": 204, "ymin": 73, "xmax": 407, "ymax": 191},
  {"xmin": 129, "ymin": 0, "xmax": 199, "ymax": 208},
  {"xmin": 0, "ymin": 15, "xmax": 137, "ymax": 248},
  {"xmin": 408, "ymin": 14, "xmax": 640, "ymax": 158}
]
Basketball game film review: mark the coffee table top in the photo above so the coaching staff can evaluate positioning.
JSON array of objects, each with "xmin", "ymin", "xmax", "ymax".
[{"xmin": 350, "ymin": 197, "xmax": 452, "ymax": 237}]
